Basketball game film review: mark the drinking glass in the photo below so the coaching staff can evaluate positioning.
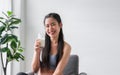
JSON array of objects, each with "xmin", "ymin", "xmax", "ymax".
[{"xmin": 37, "ymin": 33, "xmax": 45, "ymax": 48}]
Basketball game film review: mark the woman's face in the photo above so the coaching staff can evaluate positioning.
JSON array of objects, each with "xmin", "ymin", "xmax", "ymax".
[{"xmin": 44, "ymin": 17, "xmax": 61, "ymax": 39}]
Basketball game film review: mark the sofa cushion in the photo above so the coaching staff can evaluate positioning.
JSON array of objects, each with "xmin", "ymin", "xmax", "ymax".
[{"xmin": 63, "ymin": 55, "xmax": 79, "ymax": 75}]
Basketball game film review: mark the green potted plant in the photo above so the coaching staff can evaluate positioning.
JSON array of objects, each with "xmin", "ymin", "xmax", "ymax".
[{"xmin": 0, "ymin": 11, "xmax": 24, "ymax": 75}]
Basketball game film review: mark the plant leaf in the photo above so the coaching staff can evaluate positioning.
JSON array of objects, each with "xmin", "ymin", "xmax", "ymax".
[
  {"xmin": 17, "ymin": 47, "xmax": 24, "ymax": 53},
  {"xmin": 0, "ymin": 20, "xmax": 7, "ymax": 26},
  {"xmin": 0, "ymin": 34, "xmax": 8, "ymax": 44},
  {"xmin": 7, "ymin": 56, "xmax": 13, "ymax": 62},
  {"xmin": 10, "ymin": 26, "xmax": 18, "ymax": 29},
  {"xmin": 7, "ymin": 50, "xmax": 13, "ymax": 62},
  {"xmin": 13, "ymin": 52, "xmax": 25, "ymax": 61},
  {"xmin": 19, "ymin": 54, "xmax": 24, "ymax": 60},
  {"xmin": 0, "ymin": 47, "xmax": 10, "ymax": 52},
  {"xmin": 0, "ymin": 34, "xmax": 11, "ymax": 44},
  {"xmin": 0, "ymin": 34, "xmax": 18, "ymax": 44},
  {"xmin": 11, "ymin": 34, "xmax": 18, "ymax": 42},
  {"xmin": 0, "ymin": 17, "xmax": 4, "ymax": 19},
  {"xmin": 7, "ymin": 26, "xmax": 18, "ymax": 31},
  {"xmin": 7, "ymin": 11, "xmax": 13, "ymax": 17},
  {"xmin": 0, "ymin": 26, "xmax": 5, "ymax": 35},
  {"xmin": 9, "ymin": 18, "xmax": 21, "ymax": 26},
  {"xmin": 10, "ymin": 40, "xmax": 17, "ymax": 52},
  {"xmin": 13, "ymin": 53, "xmax": 20, "ymax": 61}
]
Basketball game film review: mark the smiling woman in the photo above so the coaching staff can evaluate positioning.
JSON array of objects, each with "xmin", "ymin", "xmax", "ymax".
[
  {"xmin": 31, "ymin": 13, "xmax": 71, "ymax": 75},
  {"xmin": 17, "ymin": 13, "xmax": 71, "ymax": 75}
]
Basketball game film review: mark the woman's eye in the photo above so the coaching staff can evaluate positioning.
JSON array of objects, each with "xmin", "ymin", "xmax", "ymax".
[{"xmin": 51, "ymin": 23, "xmax": 55, "ymax": 26}]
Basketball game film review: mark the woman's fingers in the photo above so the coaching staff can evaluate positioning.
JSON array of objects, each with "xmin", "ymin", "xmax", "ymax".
[
  {"xmin": 35, "ymin": 39, "xmax": 41, "ymax": 46},
  {"xmin": 34, "ymin": 39, "xmax": 41, "ymax": 51}
]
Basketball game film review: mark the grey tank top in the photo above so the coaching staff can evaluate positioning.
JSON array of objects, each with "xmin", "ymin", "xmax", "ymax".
[{"xmin": 49, "ymin": 54, "xmax": 57, "ymax": 70}]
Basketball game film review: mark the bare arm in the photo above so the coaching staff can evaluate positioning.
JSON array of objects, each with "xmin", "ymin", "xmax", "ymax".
[
  {"xmin": 53, "ymin": 42, "xmax": 71, "ymax": 75},
  {"xmin": 31, "ymin": 39, "xmax": 41, "ymax": 73}
]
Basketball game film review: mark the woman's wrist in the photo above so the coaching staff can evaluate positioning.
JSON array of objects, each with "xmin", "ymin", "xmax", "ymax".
[{"xmin": 34, "ymin": 50, "xmax": 41, "ymax": 55}]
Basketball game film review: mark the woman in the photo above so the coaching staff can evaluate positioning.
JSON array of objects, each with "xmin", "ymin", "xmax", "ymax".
[{"xmin": 32, "ymin": 13, "xmax": 71, "ymax": 75}]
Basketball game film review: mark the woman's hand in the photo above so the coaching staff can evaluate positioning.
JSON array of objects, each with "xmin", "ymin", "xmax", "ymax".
[
  {"xmin": 32, "ymin": 39, "xmax": 41, "ymax": 73},
  {"xmin": 34, "ymin": 39, "xmax": 41, "ymax": 53}
]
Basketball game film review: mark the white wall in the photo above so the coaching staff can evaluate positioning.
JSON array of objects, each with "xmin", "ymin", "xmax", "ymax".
[
  {"xmin": 24, "ymin": 0, "xmax": 120, "ymax": 75},
  {"xmin": 11, "ymin": 0, "xmax": 26, "ymax": 75}
]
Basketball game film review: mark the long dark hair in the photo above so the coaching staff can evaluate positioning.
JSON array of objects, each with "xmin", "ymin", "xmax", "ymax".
[{"xmin": 41, "ymin": 13, "xmax": 64, "ymax": 70}]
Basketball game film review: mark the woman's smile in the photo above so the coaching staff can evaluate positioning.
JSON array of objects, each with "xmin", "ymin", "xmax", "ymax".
[{"xmin": 48, "ymin": 30, "xmax": 56, "ymax": 35}]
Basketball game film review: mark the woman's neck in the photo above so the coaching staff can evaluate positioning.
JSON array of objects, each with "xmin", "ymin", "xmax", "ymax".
[
  {"xmin": 50, "ymin": 36, "xmax": 58, "ymax": 44},
  {"xmin": 51, "ymin": 39, "xmax": 58, "ymax": 45}
]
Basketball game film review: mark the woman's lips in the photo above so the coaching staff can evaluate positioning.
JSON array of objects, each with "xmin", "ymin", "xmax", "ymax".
[{"xmin": 48, "ymin": 31, "xmax": 56, "ymax": 35}]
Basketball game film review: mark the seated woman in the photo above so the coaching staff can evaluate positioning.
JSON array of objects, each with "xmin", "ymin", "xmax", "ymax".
[
  {"xmin": 17, "ymin": 13, "xmax": 71, "ymax": 75},
  {"xmin": 33, "ymin": 13, "xmax": 71, "ymax": 75}
]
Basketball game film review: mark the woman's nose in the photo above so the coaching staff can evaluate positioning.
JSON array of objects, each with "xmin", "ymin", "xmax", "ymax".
[{"xmin": 49, "ymin": 26, "xmax": 53, "ymax": 30}]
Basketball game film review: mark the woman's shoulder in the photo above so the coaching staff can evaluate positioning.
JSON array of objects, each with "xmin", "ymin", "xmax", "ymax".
[{"xmin": 64, "ymin": 41, "xmax": 71, "ymax": 52}]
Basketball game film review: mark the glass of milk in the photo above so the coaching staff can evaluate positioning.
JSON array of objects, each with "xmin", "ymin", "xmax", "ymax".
[{"xmin": 37, "ymin": 33, "xmax": 45, "ymax": 48}]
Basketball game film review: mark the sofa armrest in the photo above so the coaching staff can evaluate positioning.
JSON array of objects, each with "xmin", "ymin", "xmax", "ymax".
[
  {"xmin": 17, "ymin": 72, "xmax": 34, "ymax": 75},
  {"xmin": 79, "ymin": 72, "xmax": 87, "ymax": 75},
  {"xmin": 27, "ymin": 72, "xmax": 34, "ymax": 75}
]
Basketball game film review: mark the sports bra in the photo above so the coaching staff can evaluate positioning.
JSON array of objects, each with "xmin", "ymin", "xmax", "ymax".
[{"xmin": 49, "ymin": 54, "xmax": 57, "ymax": 70}]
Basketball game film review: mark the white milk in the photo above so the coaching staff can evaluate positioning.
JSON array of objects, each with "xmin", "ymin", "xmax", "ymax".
[{"xmin": 37, "ymin": 33, "xmax": 45, "ymax": 48}]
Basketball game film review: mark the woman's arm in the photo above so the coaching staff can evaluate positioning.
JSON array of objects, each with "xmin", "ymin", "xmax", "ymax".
[
  {"xmin": 53, "ymin": 42, "xmax": 71, "ymax": 75},
  {"xmin": 31, "ymin": 39, "xmax": 41, "ymax": 73}
]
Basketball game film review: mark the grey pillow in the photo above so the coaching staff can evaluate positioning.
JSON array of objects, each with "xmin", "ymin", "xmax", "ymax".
[{"xmin": 63, "ymin": 55, "xmax": 79, "ymax": 75}]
